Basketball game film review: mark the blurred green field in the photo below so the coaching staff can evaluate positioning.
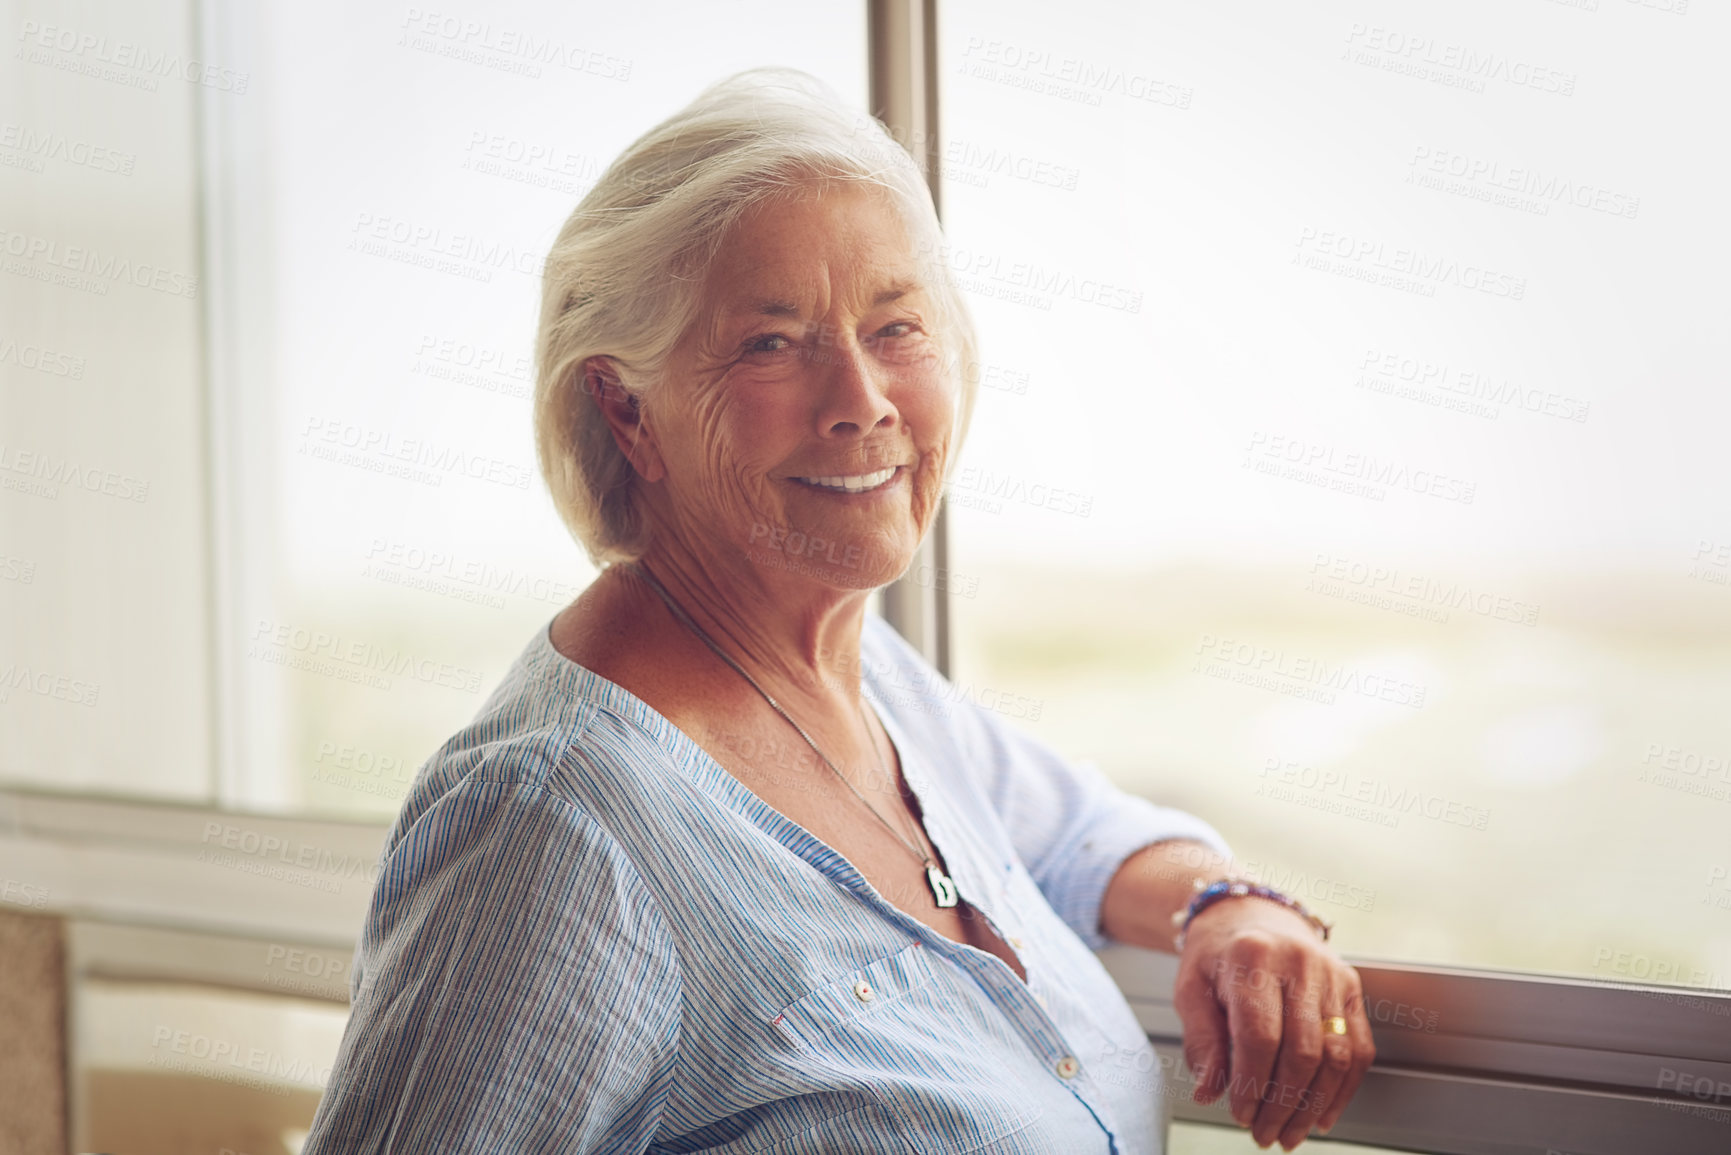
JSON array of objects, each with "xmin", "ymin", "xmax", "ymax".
[
  {"xmin": 949, "ymin": 561, "xmax": 1731, "ymax": 986},
  {"xmin": 284, "ymin": 558, "xmax": 1731, "ymax": 989}
]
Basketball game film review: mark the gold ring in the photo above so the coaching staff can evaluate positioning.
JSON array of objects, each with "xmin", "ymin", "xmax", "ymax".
[{"xmin": 1324, "ymin": 1016, "xmax": 1349, "ymax": 1035}]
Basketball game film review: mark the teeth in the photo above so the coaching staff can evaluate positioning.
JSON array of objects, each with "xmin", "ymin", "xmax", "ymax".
[{"xmin": 794, "ymin": 467, "xmax": 896, "ymax": 492}]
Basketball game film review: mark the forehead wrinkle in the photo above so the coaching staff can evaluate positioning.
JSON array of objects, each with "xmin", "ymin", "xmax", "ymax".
[
  {"xmin": 872, "ymin": 278, "xmax": 921, "ymax": 307},
  {"xmin": 715, "ymin": 271, "xmax": 923, "ymax": 329},
  {"xmin": 708, "ymin": 256, "xmax": 829, "ymax": 325},
  {"xmin": 702, "ymin": 195, "xmax": 930, "ymax": 336}
]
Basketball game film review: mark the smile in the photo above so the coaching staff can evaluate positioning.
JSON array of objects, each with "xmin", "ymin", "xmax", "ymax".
[{"xmin": 790, "ymin": 466, "xmax": 899, "ymax": 493}]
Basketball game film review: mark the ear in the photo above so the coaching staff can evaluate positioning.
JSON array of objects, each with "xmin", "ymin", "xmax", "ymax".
[{"xmin": 583, "ymin": 357, "xmax": 667, "ymax": 484}]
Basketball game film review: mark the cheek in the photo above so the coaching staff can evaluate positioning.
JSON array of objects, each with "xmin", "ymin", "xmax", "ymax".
[
  {"xmin": 678, "ymin": 384, "xmax": 789, "ymax": 502},
  {"xmin": 898, "ymin": 367, "xmax": 958, "ymax": 454}
]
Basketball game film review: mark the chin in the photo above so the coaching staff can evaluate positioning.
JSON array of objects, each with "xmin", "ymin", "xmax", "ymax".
[{"xmin": 738, "ymin": 520, "xmax": 919, "ymax": 592}]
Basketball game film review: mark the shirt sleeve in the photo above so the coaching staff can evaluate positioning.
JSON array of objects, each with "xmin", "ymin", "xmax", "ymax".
[
  {"xmin": 865, "ymin": 616, "xmax": 1231, "ymax": 951},
  {"xmin": 967, "ymin": 712, "xmax": 1232, "ymax": 950},
  {"xmin": 301, "ymin": 775, "xmax": 682, "ymax": 1154}
]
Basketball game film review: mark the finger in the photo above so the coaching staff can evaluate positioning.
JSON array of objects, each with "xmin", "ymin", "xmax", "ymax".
[
  {"xmin": 1219, "ymin": 946, "xmax": 1285, "ymax": 1129},
  {"xmin": 1252, "ymin": 967, "xmax": 1324, "ymax": 1148},
  {"xmin": 1315, "ymin": 978, "xmax": 1377, "ymax": 1135},
  {"xmin": 1283, "ymin": 1021, "xmax": 1353, "ymax": 1148},
  {"xmin": 1173, "ymin": 959, "xmax": 1231, "ymax": 1105},
  {"xmin": 1279, "ymin": 978, "xmax": 1358, "ymax": 1149}
]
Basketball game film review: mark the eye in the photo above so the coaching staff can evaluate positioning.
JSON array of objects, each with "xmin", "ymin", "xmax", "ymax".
[
  {"xmin": 744, "ymin": 333, "xmax": 793, "ymax": 355},
  {"xmin": 865, "ymin": 320, "xmax": 919, "ymax": 347}
]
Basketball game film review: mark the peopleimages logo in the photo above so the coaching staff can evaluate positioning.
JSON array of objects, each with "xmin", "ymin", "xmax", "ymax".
[
  {"xmin": 0, "ymin": 227, "xmax": 199, "ymax": 298},
  {"xmin": 199, "ymin": 822, "xmax": 379, "ymax": 879},
  {"xmin": 0, "ymin": 122, "xmax": 136, "ymax": 175},
  {"xmin": 397, "ymin": 8, "xmax": 632, "ymax": 81},
  {"xmin": 0, "ymin": 334, "xmax": 86, "ymax": 379},
  {"xmin": 0, "ymin": 443, "xmax": 151, "ymax": 503},
  {"xmin": 1307, "ymin": 552, "xmax": 1540, "ymax": 627},
  {"xmin": 247, "ymin": 618, "xmax": 485, "ymax": 693},
  {"xmin": 1, "ymin": 879, "xmax": 51, "ymax": 908},
  {"xmin": 362, "ymin": 537, "xmax": 580, "ymax": 609},
  {"xmin": 148, "ymin": 1026, "xmax": 330, "ymax": 1093},
  {"xmin": 747, "ymin": 522, "xmax": 868, "ymax": 570},
  {"xmin": 1342, "ymin": 23, "xmax": 1577, "ymax": 97},
  {"xmin": 298, "ymin": 416, "xmax": 533, "ymax": 490},
  {"xmin": 1235, "ymin": 859, "xmax": 1378, "ymax": 912},
  {"xmin": 941, "ymin": 137, "xmax": 1081, "ymax": 191},
  {"xmin": 0, "ymin": 663, "xmax": 100, "ymax": 707},
  {"xmin": 1406, "ymin": 146, "xmax": 1640, "ymax": 220},
  {"xmin": 347, "ymin": 212, "xmax": 544, "ymax": 281},
  {"xmin": 14, "ymin": 19, "xmax": 251, "ymax": 93},
  {"xmin": 1244, "ymin": 431, "xmax": 1477, "ymax": 505},
  {"xmin": 1257, "ymin": 758, "xmax": 1491, "ymax": 830},
  {"xmin": 1294, "ymin": 227, "xmax": 1526, "ymax": 301},
  {"xmin": 1355, "ymin": 347, "xmax": 1590, "ymax": 424},
  {"xmin": 921, "ymin": 241, "xmax": 1142, "ymax": 314},
  {"xmin": 946, "ymin": 465, "xmax": 1094, "ymax": 517},
  {"xmin": 1636, "ymin": 741, "xmax": 1731, "ymax": 804},
  {"xmin": 1193, "ymin": 634, "xmax": 1428, "ymax": 709},
  {"xmin": 957, "ymin": 36, "xmax": 1194, "ymax": 110}
]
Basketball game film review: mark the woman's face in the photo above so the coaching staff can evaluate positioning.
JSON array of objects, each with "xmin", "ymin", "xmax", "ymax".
[{"xmin": 641, "ymin": 182, "xmax": 956, "ymax": 592}]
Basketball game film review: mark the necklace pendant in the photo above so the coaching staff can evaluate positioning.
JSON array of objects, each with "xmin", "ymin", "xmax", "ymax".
[{"xmin": 926, "ymin": 864, "xmax": 959, "ymax": 908}]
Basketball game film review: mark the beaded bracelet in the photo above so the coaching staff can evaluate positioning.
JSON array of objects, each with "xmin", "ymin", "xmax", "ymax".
[{"xmin": 1172, "ymin": 877, "xmax": 1334, "ymax": 953}]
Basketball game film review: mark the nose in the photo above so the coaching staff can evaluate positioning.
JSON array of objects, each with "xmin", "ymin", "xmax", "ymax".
[{"xmin": 814, "ymin": 334, "xmax": 897, "ymax": 438}]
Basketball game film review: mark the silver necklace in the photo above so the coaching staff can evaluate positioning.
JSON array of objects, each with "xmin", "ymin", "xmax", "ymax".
[{"xmin": 627, "ymin": 559, "xmax": 960, "ymax": 909}]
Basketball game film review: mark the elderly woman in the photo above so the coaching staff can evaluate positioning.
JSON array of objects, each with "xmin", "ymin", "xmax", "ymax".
[{"xmin": 303, "ymin": 70, "xmax": 1372, "ymax": 1154}]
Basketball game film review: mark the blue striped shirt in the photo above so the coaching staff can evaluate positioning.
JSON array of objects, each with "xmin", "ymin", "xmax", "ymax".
[{"xmin": 302, "ymin": 612, "xmax": 1229, "ymax": 1153}]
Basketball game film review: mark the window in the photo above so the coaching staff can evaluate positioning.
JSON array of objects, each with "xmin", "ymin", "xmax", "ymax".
[
  {"xmin": 1, "ymin": 0, "xmax": 868, "ymax": 816},
  {"xmin": 936, "ymin": 0, "xmax": 1731, "ymax": 990}
]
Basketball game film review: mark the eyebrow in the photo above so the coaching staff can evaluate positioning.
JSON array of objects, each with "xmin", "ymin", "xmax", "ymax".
[{"xmin": 736, "ymin": 281, "xmax": 922, "ymax": 319}]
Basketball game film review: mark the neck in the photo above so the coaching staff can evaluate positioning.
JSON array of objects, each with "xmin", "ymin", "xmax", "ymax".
[{"xmin": 623, "ymin": 536, "xmax": 873, "ymax": 709}]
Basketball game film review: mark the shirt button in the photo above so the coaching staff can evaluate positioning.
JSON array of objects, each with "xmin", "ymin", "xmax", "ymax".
[
  {"xmin": 1055, "ymin": 1055, "xmax": 1079, "ymax": 1079},
  {"xmin": 853, "ymin": 980, "xmax": 875, "ymax": 1003},
  {"xmin": 1010, "ymin": 937, "xmax": 1024, "ymax": 950},
  {"xmin": 1034, "ymin": 991, "xmax": 1048, "ymax": 1009}
]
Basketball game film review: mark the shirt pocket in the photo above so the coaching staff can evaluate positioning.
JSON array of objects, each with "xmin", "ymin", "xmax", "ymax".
[{"xmin": 771, "ymin": 942, "xmax": 1058, "ymax": 1154}]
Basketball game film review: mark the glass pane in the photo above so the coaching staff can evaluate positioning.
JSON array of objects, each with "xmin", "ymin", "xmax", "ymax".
[
  {"xmin": 213, "ymin": 2, "xmax": 869, "ymax": 815},
  {"xmin": 938, "ymin": 0, "xmax": 1731, "ymax": 985},
  {"xmin": 0, "ymin": 0, "xmax": 212, "ymax": 800}
]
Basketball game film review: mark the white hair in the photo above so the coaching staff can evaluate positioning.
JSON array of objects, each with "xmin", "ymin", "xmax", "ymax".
[{"xmin": 532, "ymin": 67, "xmax": 979, "ymax": 567}]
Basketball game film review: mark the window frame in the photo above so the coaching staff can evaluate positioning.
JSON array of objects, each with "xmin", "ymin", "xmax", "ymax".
[{"xmin": 1103, "ymin": 945, "xmax": 1731, "ymax": 1154}]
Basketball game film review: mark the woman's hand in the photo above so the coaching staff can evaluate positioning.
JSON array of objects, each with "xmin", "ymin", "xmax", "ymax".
[{"xmin": 1172, "ymin": 897, "xmax": 1376, "ymax": 1149}]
